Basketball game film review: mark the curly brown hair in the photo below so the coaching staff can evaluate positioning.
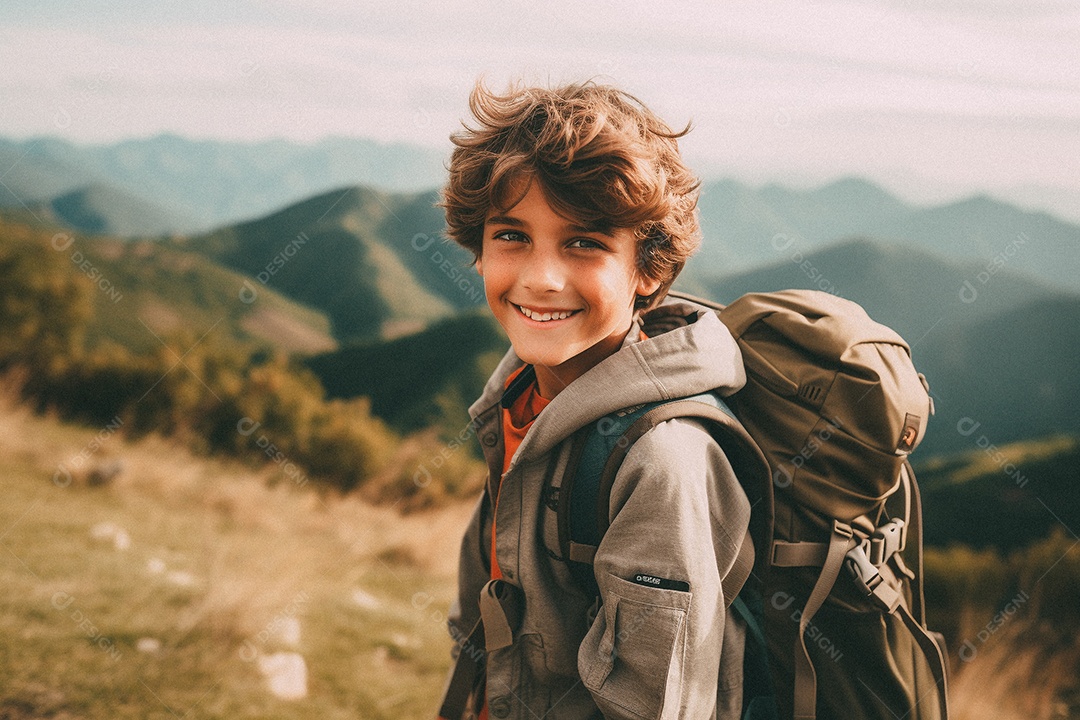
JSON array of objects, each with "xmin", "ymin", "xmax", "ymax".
[{"xmin": 441, "ymin": 80, "xmax": 701, "ymax": 311}]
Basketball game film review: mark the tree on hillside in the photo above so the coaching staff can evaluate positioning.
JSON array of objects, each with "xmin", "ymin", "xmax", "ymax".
[{"xmin": 0, "ymin": 232, "xmax": 92, "ymax": 374}]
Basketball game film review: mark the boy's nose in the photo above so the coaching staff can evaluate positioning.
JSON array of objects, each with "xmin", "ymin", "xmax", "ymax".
[{"xmin": 520, "ymin": 251, "xmax": 566, "ymax": 293}]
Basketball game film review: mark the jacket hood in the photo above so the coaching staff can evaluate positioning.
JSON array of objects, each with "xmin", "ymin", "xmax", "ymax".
[{"xmin": 468, "ymin": 295, "xmax": 746, "ymax": 469}]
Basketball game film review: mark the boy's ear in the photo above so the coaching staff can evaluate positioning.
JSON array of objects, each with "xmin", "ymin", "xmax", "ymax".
[
  {"xmin": 475, "ymin": 255, "xmax": 483, "ymax": 276},
  {"xmin": 635, "ymin": 273, "xmax": 661, "ymax": 297}
]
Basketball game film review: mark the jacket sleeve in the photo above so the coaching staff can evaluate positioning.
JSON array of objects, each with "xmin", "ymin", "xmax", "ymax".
[
  {"xmin": 445, "ymin": 492, "xmax": 490, "ymax": 666},
  {"xmin": 577, "ymin": 417, "xmax": 752, "ymax": 720}
]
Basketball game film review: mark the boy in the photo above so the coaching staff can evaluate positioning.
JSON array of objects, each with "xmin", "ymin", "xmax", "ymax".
[{"xmin": 437, "ymin": 80, "xmax": 752, "ymax": 720}]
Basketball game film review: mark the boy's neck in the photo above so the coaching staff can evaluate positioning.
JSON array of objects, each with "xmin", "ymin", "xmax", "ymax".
[{"xmin": 531, "ymin": 321, "xmax": 636, "ymax": 400}]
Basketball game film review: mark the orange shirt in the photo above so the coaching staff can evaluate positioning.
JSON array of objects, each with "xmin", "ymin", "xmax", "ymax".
[{"xmin": 490, "ymin": 364, "xmax": 550, "ymax": 579}]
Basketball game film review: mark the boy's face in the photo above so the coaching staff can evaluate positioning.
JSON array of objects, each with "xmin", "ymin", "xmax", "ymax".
[{"xmin": 476, "ymin": 180, "xmax": 660, "ymax": 399}]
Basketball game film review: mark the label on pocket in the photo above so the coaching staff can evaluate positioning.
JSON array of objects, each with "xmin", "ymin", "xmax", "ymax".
[{"xmin": 631, "ymin": 573, "xmax": 690, "ymax": 592}]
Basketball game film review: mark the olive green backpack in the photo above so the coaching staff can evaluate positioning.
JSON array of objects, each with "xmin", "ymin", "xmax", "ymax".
[{"xmin": 560, "ymin": 289, "xmax": 950, "ymax": 720}]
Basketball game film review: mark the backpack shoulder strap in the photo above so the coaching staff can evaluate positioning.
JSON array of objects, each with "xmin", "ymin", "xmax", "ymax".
[{"xmin": 559, "ymin": 393, "xmax": 773, "ymax": 606}]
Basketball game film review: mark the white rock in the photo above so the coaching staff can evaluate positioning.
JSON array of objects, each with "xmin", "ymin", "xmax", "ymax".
[
  {"xmin": 390, "ymin": 632, "xmax": 420, "ymax": 649},
  {"xmin": 165, "ymin": 570, "xmax": 197, "ymax": 588},
  {"xmin": 113, "ymin": 529, "xmax": 131, "ymax": 551},
  {"xmin": 351, "ymin": 588, "xmax": 381, "ymax": 610},
  {"xmin": 257, "ymin": 652, "xmax": 308, "ymax": 700},
  {"xmin": 273, "ymin": 617, "xmax": 302, "ymax": 648},
  {"xmin": 137, "ymin": 637, "xmax": 162, "ymax": 653},
  {"xmin": 89, "ymin": 522, "xmax": 131, "ymax": 551},
  {"xmin": 89, "ymin": 522, "xmax": 119, "ymax": 541}
]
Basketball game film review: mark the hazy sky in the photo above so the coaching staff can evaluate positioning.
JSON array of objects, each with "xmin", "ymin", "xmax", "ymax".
[{"xmin": 2, "ymin": 0, "xmax": 1078, "ymax": 217}]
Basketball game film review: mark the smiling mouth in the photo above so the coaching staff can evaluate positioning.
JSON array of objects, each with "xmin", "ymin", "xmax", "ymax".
[{"xmin": 515, "ymin": 304, "xmax": 581, "ymax": 322}]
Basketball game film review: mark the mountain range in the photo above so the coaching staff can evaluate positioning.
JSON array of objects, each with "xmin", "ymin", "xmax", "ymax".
[
  {"xmin": 0, "ymin": 135, "xmax": 449, "ymax": 233},
  {"xmin": 171, "ymin": 185, "xmax": 481, "ymax": 342},
  {"xmin": 0, "ymin": 210, "xmax": 336, "ymax": 358},
  {"xmin": 2, "ymin": 150, "xmax": 1077, "ymax": 456},
  {"xmin": 3, "ymin": 135, "xmax": 1078, "ymax": 301},
  {"xmin": 696, "ymin": 239, "xmax": 1079, "ymax": 454},
  {"xmin": 693, "ymin": 177, "xmax": 1080, "ymax": 294}
]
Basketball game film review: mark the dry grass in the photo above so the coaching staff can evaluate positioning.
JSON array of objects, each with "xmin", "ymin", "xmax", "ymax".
[
  {"xmin": 949, "ymin": 622, "xmax": 1080, "ymax": 720},
  {"xmin": 6, "ymin": 392, "xmax": 1077, "ymax": 719},
  {"xmin": 0, "ymin": 393, "xmax": 471, "ymax": 577},
  {"xmin": 239, "ymin": 306, "xmax": 338, "ymax": 355},
  {"xmin": 0, "ymin": 393, "xmax": 473, "ymax": 718}
]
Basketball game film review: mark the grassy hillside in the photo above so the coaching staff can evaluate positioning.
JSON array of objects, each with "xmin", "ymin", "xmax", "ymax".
[
  {"xmin": 178, "ymin": 185, "xmax": 482, "ymax": 343},
  {"xmin": 305, "ymin": 311, "xmax": 507, "ymax": 435},
  {"xmin": 0, "ymin": 398, "xmax": 466, "ymax": 719},
  {"xmin": 922, "ymin": 531, "xmax": 1080, "ymax": 720},
  {"xmin": 916, "ymin": 435, "xmax": 1080, "ymax": 551},
  {"xmin": 0, "ymin": 212, "xmax": 336, "ymax": 357},
  {"xmin": 917, "ymin": 295, "xmax": 1080, "ymax": 456},
  {"xmin": 1, "ymin": 397, "xmax": 1078, "ymax": 719}
]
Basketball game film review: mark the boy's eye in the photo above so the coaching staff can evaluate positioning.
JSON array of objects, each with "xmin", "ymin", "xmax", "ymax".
[
  {"xmin": 493, "ymin": 230, "xmax": 528, "ymax": 243},
  {"xmin": 568, "ymin": 237, "xmax": 604, "ymax": 250}
]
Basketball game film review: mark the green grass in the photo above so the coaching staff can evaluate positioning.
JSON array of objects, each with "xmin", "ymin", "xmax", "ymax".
[{"xmin": 0, "ymin": 404, "xmax": 460, "ymax": 719}]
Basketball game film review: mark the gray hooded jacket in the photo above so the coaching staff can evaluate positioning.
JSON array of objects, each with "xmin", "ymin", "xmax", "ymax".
[{"xmin": 446, "ymin": 296, "xmax": 753, "ymax": 720}]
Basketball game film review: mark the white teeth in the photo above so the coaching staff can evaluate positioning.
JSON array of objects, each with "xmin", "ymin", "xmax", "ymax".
[{"xmin": 518, "ymin": 305, "xmax": 575, "ymax": 322}]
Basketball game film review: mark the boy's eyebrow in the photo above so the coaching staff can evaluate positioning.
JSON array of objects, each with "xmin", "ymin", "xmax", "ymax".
[
  {"xmin": 485, "ymin": 215, "xmax": 524, "ymax": 227},
  {"xmin": 485, "ymin": 215, "xmax": 614, "ymax": 236}
]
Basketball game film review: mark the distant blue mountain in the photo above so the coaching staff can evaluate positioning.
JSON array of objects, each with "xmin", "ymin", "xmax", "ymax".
[
  {"xmin": 691, "ymin": 177, "xmax": 1080, "ymax": 294},
  {"xmin": 0, "ymin": 134, "xmax": 448, "ymax": 232},
  {"xmin": 3, "ymin": 136, "xmax": 1078, "ymax": 295},
  {"xmin": 690, "ymin": 238, "xmax": 1079, "ymax": 453},
  {"xmin": 28, "ymin": 182, "xmax": 189, "ymax": 237}
]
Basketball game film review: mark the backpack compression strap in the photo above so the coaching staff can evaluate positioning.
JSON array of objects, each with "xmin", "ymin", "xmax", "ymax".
[
  {"xmin": 772, "ymin": 463, "xmax": 949, "ymax": 720},
  {"xmin": 559, "ymin": 394, "xmax": 772, "ymax": 607}
]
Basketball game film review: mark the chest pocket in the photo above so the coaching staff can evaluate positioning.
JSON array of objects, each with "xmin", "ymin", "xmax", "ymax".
[{"xmin": 578, "ymin": 572, "xmax": 692, "ymax": 719}]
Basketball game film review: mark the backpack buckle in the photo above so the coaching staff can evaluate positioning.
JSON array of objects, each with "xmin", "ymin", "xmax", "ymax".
[
  {"xmin": 845, "ymin": 541, "xmax": 883, "ymax": 595},
  {"xmin": 869, "ymin": 519, "xmax": 906, "ymax": 566},
  {"xmin": 846, "ymin": 540, "xmax": 903, "ymax": 613}
]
